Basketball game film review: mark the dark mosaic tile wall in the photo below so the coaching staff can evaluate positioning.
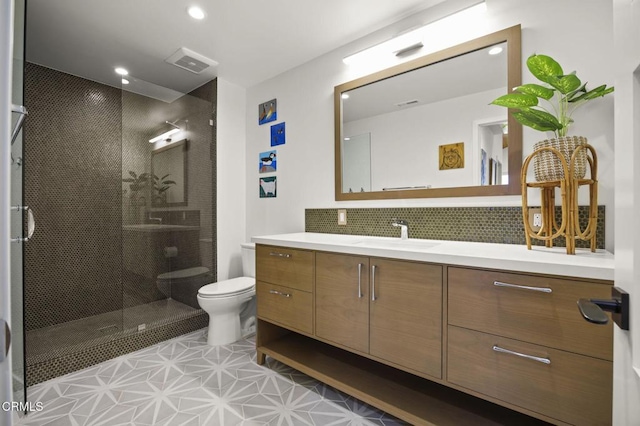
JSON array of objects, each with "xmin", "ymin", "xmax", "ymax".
[
  {"xmin": 24, "ymin": 63, "xmax": 124, "ymax": 330},
  {"xmin": 23, "ymin": 64, "xmax": 218, "ymax": 382},
  {"xmin": 306, "ymin": 206, "xmax": 605, "ymax": 249}
]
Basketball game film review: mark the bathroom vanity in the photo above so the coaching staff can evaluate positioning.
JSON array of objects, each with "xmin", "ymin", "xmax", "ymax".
[{"xmin": 253, "ymin": 232, "xmax": 614, "ymax": 426}]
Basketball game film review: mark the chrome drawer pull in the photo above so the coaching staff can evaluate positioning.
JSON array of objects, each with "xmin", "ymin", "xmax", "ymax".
[
  {"xmin": 493, "ymin": 281, "xmax": 552, "ymax": 293},
  {"xmin": 269, "ymin": 252, "xmax": 291, "ymax": 258},
  {"xmin": 269, "ymin": 290, "xmax": 291, "ymax": 298},
  {"xmin": 371, "ymin": 265, "xmax": 377, "ymax": 301},
  {"xmin": 357, "ymin": 263, "xmax": 363, "ymax": 298},
  {"xmin": 492, "ymin": 345, "xmax": 551, "ymax": 365}
]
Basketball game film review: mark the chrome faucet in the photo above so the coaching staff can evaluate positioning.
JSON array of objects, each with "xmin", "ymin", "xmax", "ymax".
[
  {"xmin": 148, "ymin": 213, "xmax": 162, "ymax": 224},
  {"xmin": 391, "ymin": 218, "xmax": 409, "ymax": 240}
]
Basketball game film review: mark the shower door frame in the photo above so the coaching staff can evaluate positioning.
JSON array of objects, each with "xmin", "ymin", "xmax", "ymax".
[{"xmin": 1, "ymin": 0, "xmax": 17, "ymax": 424}]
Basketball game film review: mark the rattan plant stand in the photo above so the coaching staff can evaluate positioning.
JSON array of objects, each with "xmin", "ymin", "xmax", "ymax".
[{"xmin": 521, "ymin": 144, "xmax": 598, "ymax": 255}]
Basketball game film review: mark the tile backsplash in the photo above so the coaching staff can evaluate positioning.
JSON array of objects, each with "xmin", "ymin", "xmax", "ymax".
[{"xmin": 306, "ymin": 206, "xmax": 605, "ymax": 249}]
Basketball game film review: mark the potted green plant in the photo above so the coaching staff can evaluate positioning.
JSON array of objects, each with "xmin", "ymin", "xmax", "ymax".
[
  {"xmin": 123, "ymin": 171, "xmax": 150, "ymax": 193},
  {"xmin": 122, "ymin": 171, "xmax": 176, "ymax": 204},
  {"xmin": 152, "ymin": 174, "xmax": 176, "ymax": 204},
  {"xmin": 491, "ymin": 53, "xmax": 613, "ymax": 181}
]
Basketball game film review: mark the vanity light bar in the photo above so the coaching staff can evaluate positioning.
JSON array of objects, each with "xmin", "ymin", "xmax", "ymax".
[
  {"xmin": 149, "ymin": 120, "xmax": 181, "ymax": 143},
  {"xmin": 342, "ymin": 1, "xmax": 486, "ymax": 66},
  {"xmin": 394, "ymin": 42, "xmax": 424, "ymax": 58},
  {"xmin": 395, "ymin": 99, "xmax": 419, "ymax": 107}
]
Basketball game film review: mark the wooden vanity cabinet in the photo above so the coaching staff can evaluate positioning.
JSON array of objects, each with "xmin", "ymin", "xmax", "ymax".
[
  {"xmin": 315, "ymin": 253, "xmax": 442, "ymax": 378},
  {"xmin": 256, "ymin": 244, "xmax": 613, "ymax": 426}
]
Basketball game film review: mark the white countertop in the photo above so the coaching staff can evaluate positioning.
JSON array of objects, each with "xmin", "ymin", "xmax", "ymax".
[{"xmin": 251, "ymin": 232, "xmax": 615, "ymax": 281}]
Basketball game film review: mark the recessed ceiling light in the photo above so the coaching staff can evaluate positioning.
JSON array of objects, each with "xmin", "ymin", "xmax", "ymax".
[
  {"xmin": 488, "ymin": 46, "xmax": 503, "ymax": 55},
  {"xmin": 341, "ymin": 93, "xmax": 350, "ymax": 100},
  {"xmin": 188, "ymin": 6, "xmax": 205, "ymax": 20},
  {"xmin": 121, "ymin": 78, "xmax": 130, "ymax": 85},
  {"xmin": 115, "ymin": 67, "xmax": 128, "ymax": 75}
]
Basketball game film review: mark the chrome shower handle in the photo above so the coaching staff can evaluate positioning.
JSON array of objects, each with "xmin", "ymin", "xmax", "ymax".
[
  {"xmin": 11, "ymin": 205, "xmax": 35, "ymax": 243},
  {"xmin": 11, "ymin": 104, "xmax": 28, "ymax": 145}
]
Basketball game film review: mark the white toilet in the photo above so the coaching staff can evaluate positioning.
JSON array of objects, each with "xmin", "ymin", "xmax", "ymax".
[{"xmin": 197, "ymin": 243, "xmax": 256, "ymax": 346}]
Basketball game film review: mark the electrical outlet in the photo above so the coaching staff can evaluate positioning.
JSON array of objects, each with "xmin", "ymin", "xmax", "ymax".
[
  {"xmin": 528, "ymin": 207, "xmax": 542, "ymax": 232},
  {"xmin": 533, "ymin": 213, "xmax": 543, "ymax": 227},
  {"xmin": 338, "ymin": 209, "xmax": 347, "ymax": 225}
]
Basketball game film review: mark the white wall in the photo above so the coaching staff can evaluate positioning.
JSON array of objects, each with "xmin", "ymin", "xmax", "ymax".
[
  {"xmin": 216, "ymin": 78, "xmax": 247, "ymax": 280},
  {"xmin": 245, "ymin": 0, "xmax": 615, "ymax": 251}
]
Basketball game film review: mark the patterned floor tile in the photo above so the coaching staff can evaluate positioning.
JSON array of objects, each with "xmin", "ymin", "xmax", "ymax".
[{"xmin": 14, "ymin": 329, "xmax": 407, "ymax": 426}]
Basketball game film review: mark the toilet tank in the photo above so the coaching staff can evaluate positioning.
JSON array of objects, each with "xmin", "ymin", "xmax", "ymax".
[{"xmin": 241, "ymin": 243, "xmax": 256, "ymax": 278}]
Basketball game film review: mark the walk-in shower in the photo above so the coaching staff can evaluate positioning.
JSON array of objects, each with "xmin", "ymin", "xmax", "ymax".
[{"xmin": 21, "ymin": 64, "xmax": 217, "ymax": 385}]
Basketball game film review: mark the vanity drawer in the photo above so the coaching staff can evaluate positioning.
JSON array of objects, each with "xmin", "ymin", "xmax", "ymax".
[
  {"xmin": 447, "ymin": 326, "xmax": 612, "ymax": 426},
  {"xmin": 256, "ymin": 245, "xmax": 314, "ymax": 292},
  {"xmin": 448, "ymin": 267, "xmax": 612, "ymax": 360},
  {"xmin": 257, "ymin": 281, "xmax": 313, "ymax": 335}
]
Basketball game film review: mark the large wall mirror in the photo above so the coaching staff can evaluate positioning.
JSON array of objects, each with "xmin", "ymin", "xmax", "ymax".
[
  {"xmin": 335, "ymin": 25, "xmax": 522, "ymax": 200},
  {"xmin": 151, "ymin": 139, "xmax": 188, "ymax": 207}
]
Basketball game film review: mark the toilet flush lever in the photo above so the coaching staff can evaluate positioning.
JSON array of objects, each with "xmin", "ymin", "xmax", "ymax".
[{"xmin": 577, "ymin": 286, "xmax": 629, "ymax": 330}]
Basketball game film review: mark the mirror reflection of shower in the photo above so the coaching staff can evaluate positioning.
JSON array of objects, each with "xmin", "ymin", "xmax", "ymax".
[{"xmin": 342, "ymin": 132, "xmax": 372, "ymax": 193}]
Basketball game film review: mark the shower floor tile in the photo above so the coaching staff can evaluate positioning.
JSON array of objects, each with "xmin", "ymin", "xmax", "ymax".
[
  {"xmin": 26, "ymin": 299, "xmax": 199, "ymax": 361},
  {"xmin": 13, "ymin": 330, "xmax": 408, "ymax": 426}
]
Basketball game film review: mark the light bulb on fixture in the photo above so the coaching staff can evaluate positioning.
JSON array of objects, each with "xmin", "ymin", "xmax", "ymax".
[
  {"xmin": 188, "ymin": 6, "xmax": 205, "ymax": 20},
  {"xmin": 114, "ymin": 67, "xmax": 128, "ymax": 75}
]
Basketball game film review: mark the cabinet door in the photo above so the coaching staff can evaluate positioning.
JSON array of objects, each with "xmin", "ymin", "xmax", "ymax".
[
  {"xmin": 256, "ymin": 245, "xmax": 314, "ymax": 292},
  {"xmin": 370, "ymin": 259, "xmax": 443, "ymax": 378},
  {"xmin": 257, "ymin": 281, "xmax": 313, "ymax": 335},
  {"xmin": 316, "ymin": 252, "xmax": 369, "ymax": 353}
]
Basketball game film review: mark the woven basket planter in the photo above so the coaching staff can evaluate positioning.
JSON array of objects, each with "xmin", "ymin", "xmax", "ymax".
[{"xmin": 533, "ymin": 136, "xmax": 588, "ymax": 181}]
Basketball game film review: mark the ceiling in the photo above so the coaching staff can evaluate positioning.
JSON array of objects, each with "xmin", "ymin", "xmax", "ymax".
[{"xmin": 25, "ymin": 0, "xmax": 446, "ymax": 96}]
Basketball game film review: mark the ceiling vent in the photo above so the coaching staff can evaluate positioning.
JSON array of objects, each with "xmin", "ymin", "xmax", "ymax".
[{"xmin": 165, "ymin": 47, "xmax": 218, "ymax": 74}]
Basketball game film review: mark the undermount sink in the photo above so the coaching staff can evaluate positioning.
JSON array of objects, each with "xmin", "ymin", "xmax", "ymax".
[{"xmin": 352, "ymin": 238, "xmax": 439, "ymax": 250}]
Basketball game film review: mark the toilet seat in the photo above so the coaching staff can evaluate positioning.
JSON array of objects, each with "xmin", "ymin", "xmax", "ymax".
[{"xmin": 198, "ymin": 277, "xmax": 255, "ymax": 299}]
